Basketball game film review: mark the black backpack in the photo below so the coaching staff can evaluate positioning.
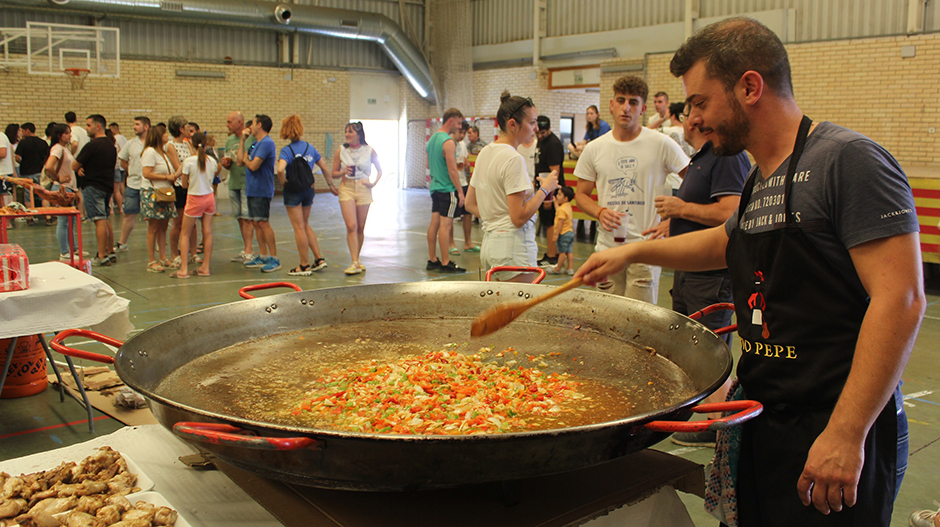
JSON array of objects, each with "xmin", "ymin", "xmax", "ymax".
[{"xmin": 284, "ymin": 144, "xmax": 315, "ymax": 193}]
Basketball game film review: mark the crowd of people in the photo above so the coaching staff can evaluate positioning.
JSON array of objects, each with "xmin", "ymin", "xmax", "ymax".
[{"xmin": 0, "ymin": 110, "xmax": 383, "ymax": 278}]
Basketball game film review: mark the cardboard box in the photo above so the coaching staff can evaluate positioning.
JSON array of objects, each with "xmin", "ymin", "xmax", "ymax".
[
  {"xmin": 0, "ymin": 244, "xmax": 28, "ymax": 292},
  {"xmin": 212, "ymin": 449, "xmax": 705, "ymax": 527}
]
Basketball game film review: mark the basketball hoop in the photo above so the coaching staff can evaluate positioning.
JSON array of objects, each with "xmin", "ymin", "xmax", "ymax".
[{"xmin": 64, "ymin": 68, "xmax": 90, "ymax": 90}]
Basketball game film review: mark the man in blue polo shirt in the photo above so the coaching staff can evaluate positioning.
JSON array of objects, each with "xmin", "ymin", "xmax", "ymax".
[{"xmin": 237, "ymin": 114, "xmax": 280, "ymax": 272}]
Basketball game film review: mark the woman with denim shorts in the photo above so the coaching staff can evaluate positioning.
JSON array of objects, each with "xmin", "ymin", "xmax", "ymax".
[{"xmin": 276, "ymin": 115, "xmax": 337, "ymax": 276}]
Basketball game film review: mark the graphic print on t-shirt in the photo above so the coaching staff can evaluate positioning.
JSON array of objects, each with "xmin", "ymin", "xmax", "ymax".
[{"xmin": 739, "ymin": 169, "xmax": 812, "ymax": 232}]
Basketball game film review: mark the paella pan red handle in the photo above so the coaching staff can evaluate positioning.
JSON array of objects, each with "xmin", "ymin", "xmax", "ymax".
[
  {"xmin": 49, "ymin": 329, "xmax": 122, "ymax": 364},
  {"xmin": 238, "ymin": 282, "xmax": 303, "ymax": 299},
  {"xmin": 172, "ymin": 422, "xmax": 322, "ymax": 451},
  {"xmin": 484, "ymin": 266, "xmax": 547, "ymax": 284},
  {"xmin": 688, "ymin": 302, "xmax": 737, "ymax": 336},
  {"xmin": 644, "ymin": 400, "xmax": 762, "ymax": 433}
]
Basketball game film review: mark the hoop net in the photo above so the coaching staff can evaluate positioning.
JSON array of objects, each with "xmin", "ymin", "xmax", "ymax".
[{"xmin": 64, "ymin": 68, "xmax": 90, "ymax": 90}]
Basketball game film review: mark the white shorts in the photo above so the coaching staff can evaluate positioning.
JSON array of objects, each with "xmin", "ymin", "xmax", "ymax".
[
  {"xmin": 598, "ymin": 261, "xmax": 662, "ymax": 304},
  {"xmin": 480, "ymin": 219, "xmax": 537, "ymax": 281}
]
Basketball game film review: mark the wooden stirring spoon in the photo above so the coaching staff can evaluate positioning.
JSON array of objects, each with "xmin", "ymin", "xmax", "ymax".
[{"xmin": 470, "ymin": 277, "xmax": 584, "ymax": 337}]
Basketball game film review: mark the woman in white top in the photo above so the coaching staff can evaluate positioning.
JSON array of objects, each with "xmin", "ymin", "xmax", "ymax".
[
  {"xmin": 171, "ymin": 132, "xmax": 220, "ymax": 278},
  {"xmin": 331, "ymin": 122, "xmax": 382, "ymax": 275},
  {"xmin": 43, "ymin": 124, "xmax": 82, "ymax": 260},
  {"xmin": 140, "ymin": 126, "xmax": 179, "ymax": 272},
  {"xmin": 165, "ymin": 115, "xmax": 195, "ymax": 269},
  {"xmin": 465, "ymin": 92, "xmax": 559, "ymax": 282}
]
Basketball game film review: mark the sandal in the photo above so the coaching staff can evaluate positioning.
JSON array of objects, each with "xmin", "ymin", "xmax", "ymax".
[
  {"xmin": 464, "ymin": 245, "xmax": 481, "ymax": 252},
  {"xmin": 165, "ymin": 256, "xmax": 181, "ymax": 269},
  {"xmin": 448, "ymin": 247, "xmax": 460, "ymax": 255},
  {"xmin": 168, "ymin": 270, "xmax": 190, "ymax": 279},
  {"xmin": 190, "ymin": 254, "xmax": 203, "ymax": 264},
  {"xmin": 287, "ymin": 264, "xmax": 312, "ymax": 276},
  {"xmin": 191, "ymin": 268, "xmax": 211, "ymax": 277},
  {"xmin": 147, "ymin": 261, "xmax": 165, "ymax": 273}
]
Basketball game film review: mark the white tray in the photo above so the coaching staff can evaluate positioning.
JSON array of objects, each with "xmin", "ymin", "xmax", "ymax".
[{"xmin": 124, "ymin": 490, "xmax": 193, "ymax": 527}]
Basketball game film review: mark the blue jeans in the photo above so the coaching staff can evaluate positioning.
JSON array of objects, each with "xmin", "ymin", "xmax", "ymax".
[
  {"xmin": 52, "ymin": 184, "xmax": 79, "ymax": 255},
  {"xmin": 22, "ymin": 173, "xmax": 41, "ymax": 204}
]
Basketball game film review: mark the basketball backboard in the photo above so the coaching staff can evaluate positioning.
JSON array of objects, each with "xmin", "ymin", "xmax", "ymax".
[{"xmin": 25, "ymin": 22, "xmax": 119, "ymax": 78}]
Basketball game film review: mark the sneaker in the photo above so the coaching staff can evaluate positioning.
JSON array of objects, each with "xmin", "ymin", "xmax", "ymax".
[
  {"xmin": 311, "ymin": 258, "xmax": 328, "ymax": 272},
  {"xmin": 537, "ymin": 254, "xmax": 558, "ymax": 267},
  {"xmin": 59, "ymin": 253, "xmax": 72, "ymax": 261},
  {"xmin": 439, "ymin": 261, "xmax": 465, "ymax": 273},
  {"xmin": 344, "ymin": 262, "xmax": 365, "ymax": 275},
  {"xmin": 90, "ymin": 256, "xmax": 111, "ymax": 267},
  {"xmin": 909, "ymin": 503, "xmax": 940, "ymax": 527},
  {"xmin": 244, "ymin": 255, "xmax": 266, "ymax": 268},
  {"xmin": 107, "ymin": 252, "xmax": 117, "ymax": 263},
  {"xmin": 426, "ymin": 259, "xmax": 442, "ymax": 271},
  {"xmin": 114, "ymin": 242, "xmax": 129, "ymax": 252},
  {"xmin": 547, "ymin": 266, "xmax": 561, "ymax": 275},
  {"xmin": 231, "ymin": 251, "xmax": 253, "ymax": 262},
  {"xmin": 670, "ymin": 430, "xmax": 717, "ymax": 448},
  {"xmin": 566, "ymin": 269, "xmax": 574, "ymax": 276},
  {"xmin": 261, "ymin": 257, "xmax": 281, "ymax": 273}
]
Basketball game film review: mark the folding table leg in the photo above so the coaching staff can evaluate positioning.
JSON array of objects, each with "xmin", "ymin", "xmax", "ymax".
[
  {"xmin": 0, "ymin": 337, "xmax": 17, "ymax": 397},
  {"xmin": 37, "ymin": 334, "xmax": 66, "ymax": 403},
  {"xmin": 62, "ymin": 356, "xmax": 96, "ymax": 433}
]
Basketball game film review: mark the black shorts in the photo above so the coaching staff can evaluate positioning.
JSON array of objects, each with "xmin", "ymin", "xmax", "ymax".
[
  {"xmin": 431, "ymin": 190, "xmax": 460, "ymax": 218},
  {"xmin": 174, "ymin": 185, "xmax": 188, "ymax": 211},
  {"xmin": 538, "ymin": 202, "xmax": 556, "ymax": 228},
  {"xmin": 454, "ymin": 185, "xmax": 470, "ymax": 217}
]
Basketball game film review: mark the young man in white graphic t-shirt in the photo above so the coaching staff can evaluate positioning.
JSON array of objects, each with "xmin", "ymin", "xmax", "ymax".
[{"xmin": 574, "ymin": 76, "xmax": 689, "ymax": 304}]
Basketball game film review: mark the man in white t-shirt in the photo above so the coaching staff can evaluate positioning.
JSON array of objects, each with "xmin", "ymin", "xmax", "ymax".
[
  {"xmin": 646, "ymin": 92, "xmax": 672, "ymax": 129},
  {"xmin": 116, "ymin": 116, "xmax": 149, "ymax": 252},
  {"xmin": 450, "ymin": 121, "xmax": 478, "ymax": 253},
  {"xmin": 574, "ymin": 76, "xmax": 689, "ymax": 304},
  {"xmin": 65, "ymin": 111, "xmax": 89, "ymax": 156}
]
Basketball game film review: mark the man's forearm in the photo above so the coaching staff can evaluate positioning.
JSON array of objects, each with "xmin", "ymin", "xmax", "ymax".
[{"xmin": 676, "ymin": 201, "xmax": 736, "ymax": 227}]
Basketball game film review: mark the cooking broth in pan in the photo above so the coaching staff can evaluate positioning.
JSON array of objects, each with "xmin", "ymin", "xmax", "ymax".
[{"xmin": 156, "ymin": 319, "xmax": 698, "ymax": 434}]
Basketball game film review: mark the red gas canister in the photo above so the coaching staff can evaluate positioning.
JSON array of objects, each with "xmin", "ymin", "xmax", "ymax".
[{"xmin": 0, "ymin": 335, "xmax": 48, "ymax": 398}]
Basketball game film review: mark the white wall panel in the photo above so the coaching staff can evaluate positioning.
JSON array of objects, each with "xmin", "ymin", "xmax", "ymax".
[
  {"xmin": 472, "ymin": 0, "xmax": 533, "ymax": 46},
  {"xmin": 547, "ymin": 0, "xmax": 684, "ymax": 37},
  {"xmin": 699, "ymin": 0, "xmax": 907, "ymax": 40}
]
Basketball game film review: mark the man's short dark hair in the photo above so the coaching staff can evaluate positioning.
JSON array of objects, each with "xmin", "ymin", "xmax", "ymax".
[
  {"xmin": 613, "ymin": 76, "xmax": 649, "ymax": 103},
  {"xmin": 108, "ymin": 122, "xmax": 119, "ymax": 129},
  {"xmin": 471, "ymin": 125, "xmax": 480, "ymax": 136},
  {"xmin": 190, "ymin": 122, "xmax": 200, "ymax": 131},
  {"xmin": 255, "ymin": 114, "xmax": 273, "ymax": 133},
  {"xmin": 654, "ymin": 91, "xmax": 669, "ymax": 100},
  {"xmin": 21, "ymin": 122, "xmax": 35, "ymax": 133},
  {"xmin": 442, "ymin": 108, "xmax": 463, "ymax": 123},
  {"xmin": 134, "ymin": 116, "xmax": 151, "ymax": 127},
  {"xmin": 460, "ymin": 120, "xmax": 469, "ymax": 132},
  {"xmin": 64, "ymin": 111, "xmax": 77, "ymax": 123},
  {"xmin": 45, "ymin": 122, "xmax": 56, "ymax": 137},
  {"xmin": 670, "ymin": 16, "xmax": 793, "ymax": 97},
  {"xmin": 87, "ymin": 114, "xmax": 107, "ymax": 129}
]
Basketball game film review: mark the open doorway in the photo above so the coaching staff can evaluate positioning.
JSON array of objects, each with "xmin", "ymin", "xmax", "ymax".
[{"xmin": 355, "ymin": 119, "xmax": 399, "ymax": 191}]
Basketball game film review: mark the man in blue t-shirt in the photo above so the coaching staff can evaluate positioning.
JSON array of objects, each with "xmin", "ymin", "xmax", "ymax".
[
  {"xmin": 237, "ymin": 114, "xmax": 280, "ymax": 273},
  {"xmin": 655, "ymin": 110, "xmax": 749, "ymax": 447}
]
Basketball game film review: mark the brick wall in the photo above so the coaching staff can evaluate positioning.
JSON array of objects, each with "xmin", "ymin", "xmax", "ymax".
[
  {"xmin": 471, "ymin": 66, "xmax": 600, "ymax": 133},
  {"xmin": 643, "ymin": 33, "xmax": 940, "ymax": 167},
  {"xmin": 0, "ymin": 59, "xmax": 436, "ymax": 188}
]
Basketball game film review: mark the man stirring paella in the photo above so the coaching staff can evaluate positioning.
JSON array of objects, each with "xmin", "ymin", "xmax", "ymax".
[{"xmin": 575, "ymin": 17, "xmax": 925, "ymax": 527}]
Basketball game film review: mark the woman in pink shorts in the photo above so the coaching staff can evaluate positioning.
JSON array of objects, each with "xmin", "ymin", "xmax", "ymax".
[{"xmin": 171, "ymin": 131, "xmax": 220, "ymax": 278}]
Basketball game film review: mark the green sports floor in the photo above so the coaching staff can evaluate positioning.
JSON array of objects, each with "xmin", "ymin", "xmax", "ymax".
[{"xmin": 1, "ymin": 187, "xmax": 938, "ymax": 526}]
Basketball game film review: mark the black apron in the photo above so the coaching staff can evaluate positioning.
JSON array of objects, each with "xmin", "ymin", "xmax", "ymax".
[{"xmin": 726, "ymin": 116, "xmax": 900, "ymax": 526}]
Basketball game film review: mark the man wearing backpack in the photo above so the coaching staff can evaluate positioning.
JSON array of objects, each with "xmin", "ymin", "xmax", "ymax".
[{"xmin": 276, "ymin": 114, "xmax": 338, "ymax": 276}]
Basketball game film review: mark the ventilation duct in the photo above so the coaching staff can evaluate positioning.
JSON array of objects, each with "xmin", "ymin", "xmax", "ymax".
[{"xmin": 1, "ymin": 0, "xmax": 435, "ymax": 102}]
